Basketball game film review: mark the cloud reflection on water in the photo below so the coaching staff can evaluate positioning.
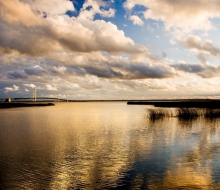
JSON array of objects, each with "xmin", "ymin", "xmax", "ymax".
[{"xmin": 0, "ymin": 103, "xmax": 220, "ymax": 189}]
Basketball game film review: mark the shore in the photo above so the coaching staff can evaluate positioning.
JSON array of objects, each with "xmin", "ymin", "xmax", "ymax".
[{"xmin": 0, "ymin": 102, "xmax": 55, "ymax": 109}]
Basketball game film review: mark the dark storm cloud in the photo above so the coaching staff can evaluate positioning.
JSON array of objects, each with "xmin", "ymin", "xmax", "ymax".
[
  {"xmin": 78, "ymin": 61, "xmax": 178, "ymax": 80},
  {"xmin": 67, "ymin": 66, "xmax": 86, "ymax": 76},
  {"xmin": 126, "ymin": 63, "xmax": 176, "ymax": 79},
  {"xmin": 7, "ymin": 70, "xmax": 28, "ymax": 79},
  {"xmin": 83, "ymin": 65, "xmax": 124, "ymax": 79},
  {"xmin": 172, "ymin": 64, "xmax": 204, "ymax": 73},
  {"xmin": 173, "ymin": 54, "xmax": 220, "ymax": 78}
]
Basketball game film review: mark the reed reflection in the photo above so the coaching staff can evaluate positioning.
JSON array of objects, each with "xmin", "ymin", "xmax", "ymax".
[{"xmin": 143, "ymin": 108, "xmax": 220, "ymax": 189}]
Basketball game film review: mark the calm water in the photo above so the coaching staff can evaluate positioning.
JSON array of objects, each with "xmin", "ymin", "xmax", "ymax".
[{"xmin": 1, "ymin": 102, "xmax": 220, "ymax": 189}]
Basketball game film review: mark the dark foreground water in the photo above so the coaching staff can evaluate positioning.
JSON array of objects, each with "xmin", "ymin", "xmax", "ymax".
[{"xmin": 1, "ymin": 102, "xmax": 220, "ymax": 189}]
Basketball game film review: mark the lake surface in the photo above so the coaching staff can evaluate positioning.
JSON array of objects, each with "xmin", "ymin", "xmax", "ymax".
[{"xmin": 1, "ymin": 102, "xmax": 220, "ymax": 189}]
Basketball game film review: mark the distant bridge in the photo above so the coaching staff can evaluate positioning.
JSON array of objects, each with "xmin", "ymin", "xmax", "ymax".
[
  {"xmin": 13, "ymin": 97, "xmax": 68, "ymax": 102},
  {"xmin": 0, "ymin": 97, "xmax": 68, "ymax": 102},
  {"xmin": 0, "ymin": 88, "xmax": 68, "ymax": 102}
]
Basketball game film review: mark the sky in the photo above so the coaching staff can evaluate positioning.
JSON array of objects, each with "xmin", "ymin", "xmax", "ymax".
[{"xmin": 1, "ymin": 0, "xmax": 220, "ymax": 100}]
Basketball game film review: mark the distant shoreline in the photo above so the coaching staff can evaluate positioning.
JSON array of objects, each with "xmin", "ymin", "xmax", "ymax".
[
  {"xmin": 2, "ymin": 99, "xmax": 220, "ymax": 109},
  {"xmin": 127, "ymin": 99, "xmax": 220, "ymax": 108},
  {"xmin": 0, "ymin": 102, "xmax": 55, "ymax": 109}
]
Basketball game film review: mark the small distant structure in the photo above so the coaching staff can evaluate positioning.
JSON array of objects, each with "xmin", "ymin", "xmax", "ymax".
[
  {"xmin": 57, "ymin": 91, "xmax": 60, "ymax": 102},
  {"xmin": 32, "ymin": 88, "xmax": 36, "ymax": 102},
  {"xmin": 6, "ymin": 98, "xmax": 11, "ymax": 102}
]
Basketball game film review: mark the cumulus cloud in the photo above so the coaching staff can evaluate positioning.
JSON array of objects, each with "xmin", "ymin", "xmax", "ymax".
[
  {"xmin": 21, "ymin": 0, "xmax": 75, "ymax": 15},
  {"xmin": 2, "ymin": 0, "xmax": 215, "ymax": 99},
  {"xmin": 124, "ymin": 0, "xmax": 220, "ymax": 32},
  {"xmin": 0, "ymin": 0, "xmax": 42, "ymax": 26},
  {"xmin": 179, "ymin": 35, "xmax": 220, "ymax": 58},
  {"xmin": 0, "ymin": 18, "xmax": 58, "ymax": 56},
  {"xmin": 7, "ymin": 70, "xmax": 28, "ymax": 79},
  {"xmin": 52, "ymin": 17, "xmax": 144, "ymax": 53},
  {"xmin": 174, "ymin": 35, "xmax": 220, "ymax": 78},
  {"xmin": 4, "ymin": 85, "xmax": 19, "ymax": 93},
  {"xmin": 129, "ymin": 15, "xmax": 144, "ymax": 26},
  {"xmin": 0, "ymin": 4, "xmax": 146, "ymax": 56}
]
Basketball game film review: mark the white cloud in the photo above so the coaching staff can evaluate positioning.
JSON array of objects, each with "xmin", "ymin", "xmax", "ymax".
[
  {"xmin": 21, "ymin": 0, "xmax": 75, "ymax": 15},
  {"xmin": 51, "ymin": 66, "xmax": 66, "ymax": 75},
  {"xmin": 2, "ymin": 0, "xmax": 220, "ymax": 99},
  {"xmin": 129, "ymin": 15, "xmax": 144, "ymax": 26},
  {"xmin": 0, "ymin": 6, "xmax": 147, "ymax": 56},
  {"xmin": 179, "ymin": 35, "xmax": 220, "ymax": 58},
  {"xmin": 169, "ymin": 39, "xmax": 176, "ymax": 45},
  {"xmin": 124, "ymin": 0, "xmax": 220, "ymax": 33},
  {"xmin": 178, "ymin": 60, "xmax": 186, "ymax": 64},
  {"xmin": 4, "ymin": 85, "xmax": 19, "ymax": 93},
  {"xmin": 79, "ymin": 0, "xmax": 115, "ymax": 20},
  {"xmin": 46, "ymin": 84, "xmax": 57, "ymax": 91},
  {"xmin": 23, "ymin": 84, "xmax": 36, "ymax": 88},
  {"xmin": 0, "ymin": 0, "xmax": 42, "ymax": 26},
  {"xmin": 147, "ymin": 24, "xmax": 154, "ymax": 32},
  {"xmin": 76, "ymin": 75, "xmax": 103, "ymax": 90}
]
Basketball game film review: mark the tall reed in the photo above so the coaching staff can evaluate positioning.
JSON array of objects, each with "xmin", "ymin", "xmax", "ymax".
[
  {"xmin": 176, "ymin": 108, "xmax": 200, "ymax": 119},
  {"xmin": 203, "ymin": 108, "xmax": 220, "ymax": 118},
  {"xmin": 147, "ymin": 109, "xmax": 172, "ymax": 120},
  {"xmin": 147, "ymin": 108, "xmax": 220, "ymax": 120}
]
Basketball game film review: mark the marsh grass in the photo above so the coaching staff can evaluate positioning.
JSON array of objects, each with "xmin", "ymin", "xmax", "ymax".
[
  {"xmin": 147, "ymin": 108, "xmax": 220, "ymax": 120},
  {"xmin": 176, "ymin": 108, "xmax": 201, "ymax": 119},
  {"xmin": 147, "ymin": 109, "xmax": 173, "ymax": 120},
  {"xmin": 203, "ymin": 108, "xmax": 220, "ymax": 118}
]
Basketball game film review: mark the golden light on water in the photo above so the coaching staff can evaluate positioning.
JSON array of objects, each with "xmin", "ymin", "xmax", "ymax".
[{"xmin": 1, "ymin": 103, "xmax": 220, "ymax": 189}]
